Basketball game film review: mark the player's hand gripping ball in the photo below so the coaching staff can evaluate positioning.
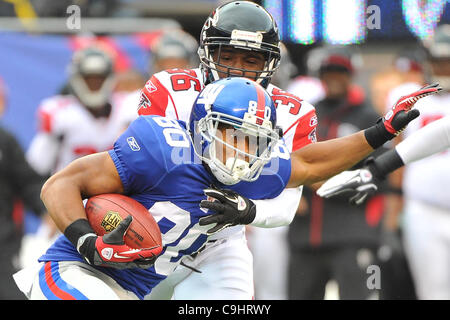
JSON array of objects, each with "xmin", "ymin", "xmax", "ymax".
[
  {"xmin": 85, "ymin": 194, "xmax": 162, "ymax": 249},
  {"xmin": 82, "ymin": 194, "xmax": 162, "ymax": 269}
]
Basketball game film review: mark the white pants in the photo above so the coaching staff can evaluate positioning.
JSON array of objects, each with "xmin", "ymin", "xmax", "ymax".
[
  {"xmin": 247, "ymin": 225, "xmax": 288, "ymax": 300},
  {"xmin": 147, "ymin": 230, "xmax": 254, "ymax": 300},
  {"xmin": 13, "ymin": 261, "xmax": 139, "ymax": 300},
  {"xmin": 402, "ymin": 200, "xmax": 450, "ymax": 299}
]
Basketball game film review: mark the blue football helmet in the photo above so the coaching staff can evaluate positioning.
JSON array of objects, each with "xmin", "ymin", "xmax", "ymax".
[{"xmin": 189, "ymin": 77, "xmax": 279, "ymax": 185}]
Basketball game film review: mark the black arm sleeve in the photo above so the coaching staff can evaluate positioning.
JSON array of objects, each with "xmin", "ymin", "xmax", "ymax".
[{"xmin": 368, "ymin": 148, "xmax": 405, "ymax": 180}]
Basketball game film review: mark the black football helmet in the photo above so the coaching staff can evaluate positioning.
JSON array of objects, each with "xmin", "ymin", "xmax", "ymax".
[{"xmin": 198, "ymin": 1, "xmax": 281, "ymax": 88}]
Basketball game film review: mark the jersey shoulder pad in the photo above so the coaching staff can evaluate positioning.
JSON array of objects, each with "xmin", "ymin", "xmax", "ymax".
[
  {"xmin": 267, "ymin": 85, "xmax": 315, "ymax": 122},
  {"xmin": 267, "ymin": 84, "xmax": 317, "ymax": 152},
  {"xmin": 267, "ymin": 83, "xmax": 303, "ymax": 103},
  {"xmin": 138, "ymin": 69, "xmax": 203, "ymax": 123},
  {"xmin": 138, "ymin": 72, "xmax": 172, "ymax": 117},
  {"xmin": 109, "ymin": 115, "xmax": 191, "ymax": 193}
]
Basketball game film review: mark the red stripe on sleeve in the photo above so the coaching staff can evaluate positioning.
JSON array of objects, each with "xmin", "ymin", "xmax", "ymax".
[
  {"xmin": 254, "ymin": 83, "xmax": 267, "ymax": 121},
  {"xmin": 37, "ymin": 108, "xmax": 53, "ymax": 133}
]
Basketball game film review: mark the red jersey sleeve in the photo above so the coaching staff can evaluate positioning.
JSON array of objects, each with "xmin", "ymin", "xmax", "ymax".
[
  {"xmin": 291, "ymin": 109, "xmax": 318, "ymax": 152},
  {"xmin": 269, "ymin": 85, "xmax": 318, "ymax": 152},
  {"xmin": 137, "ymin": 75, "xmax": 170, "ymax": 117},
  {"xmin": 35, "ymin": 96, "xmax": 72, "ymax": 134},
  {"xmin": 37, "ymin": 106, "xmax": 53, "ymax": 133}
]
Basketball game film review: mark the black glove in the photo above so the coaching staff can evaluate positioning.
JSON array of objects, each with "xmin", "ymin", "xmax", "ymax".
[
  {"xmin": 66, "ymin": 216, "xmax": 159, "ymax": 270},
  {"xmin": 199, "ymin": 188, "xmax": 256, "ymax": 235}
]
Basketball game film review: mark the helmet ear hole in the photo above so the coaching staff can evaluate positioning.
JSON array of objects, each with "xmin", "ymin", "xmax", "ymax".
[{"xmin": 275, "ymin": 126, "xmax": 284, "ymax": 138}]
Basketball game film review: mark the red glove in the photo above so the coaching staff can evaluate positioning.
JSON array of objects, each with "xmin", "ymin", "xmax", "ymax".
[
  {"xmin": 365, "ymin": 83, "xmax": 442, "ymax": 148},
  {"xmin": 383, "ymin": 83, "xmax": 442, "ymax": 136},
  {"xmin": 76, "ymin": 216, "xmax": 161, "ymax": 269}
]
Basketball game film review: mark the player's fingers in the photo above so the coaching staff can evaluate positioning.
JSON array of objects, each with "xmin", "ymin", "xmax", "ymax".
[
  {"xmin": 138, "ymin": 245, "xmax": 162, "ymax": 257},
  {"xmin": 115, "ymin": 215, "xmax": 133, "ymax": 235},
  {"xmin": 103, "ymin": 215, "xmax": 133, "ymax": 244},
  {"xmin": 199, "ymin": 206, "xmax": 230, "ymax": 225},
  {"xmin": 349, "ymin": 193, "xmax": 363, "ymax": 206},
  {"xmin": 200, "ymin": 200, "xmax": 227, "ymax": 213},
  {"xmin": 207, "ymin": 223, "xmax": 230, "ymax": 235},
  {"xmin": 199, "ymin": 214, "xmax": 222, "ymax": 226},
  {"xmin": 134, "ymin": 254, "xmax": 158, "ymax": 268},
  {"xmin": 419, "ymin": 83, "xmax": 442, "ymax": 92},
  {"xmin": 409, "ymin": 84, "xmax": 442, "ymax": 104},
  {"xmin": 407, "ymin": 109, "xmax": 420, "ymax": 121},
  {"xmin": 203, "ymin": 188, "xmax": 229, "ymax": 204}
]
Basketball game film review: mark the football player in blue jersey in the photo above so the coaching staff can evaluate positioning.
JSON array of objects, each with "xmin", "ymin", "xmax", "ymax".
[
  {"xmin": 13, "ymin": 77, "xmax": 288, "ymax": 299},
  {"xmin": 13, "ymin": 77, "xmax": 439, "ymax": 300}
]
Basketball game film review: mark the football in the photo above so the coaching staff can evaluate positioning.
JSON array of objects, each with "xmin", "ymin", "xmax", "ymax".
[{"xmin": 85, "ymin": 193, "xmax": 162, "ymax": 250}]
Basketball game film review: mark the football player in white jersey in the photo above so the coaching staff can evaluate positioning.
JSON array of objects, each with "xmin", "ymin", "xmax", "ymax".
[
  {"xmin": 20, "ymin": 46, "xmax": 137, "ymax": 268},
  {"xmin": 26, "ymin": 46, "xmax": 137, "ymax": 177},
  {"xmin": 318, "ymin": 25, "xmax": 449, "ymax": 300},
  {"xmin": 138, "ymin": 1, "xmax": 441, "ymax": 300},
  {"xmin": 381, "ymin": 26, "xmax": 450, "ymax": 299}
]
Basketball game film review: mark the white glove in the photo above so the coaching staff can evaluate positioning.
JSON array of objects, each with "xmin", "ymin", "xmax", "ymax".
[{"xmin": 316, "ymin": 169, "xmax": 378, "ymax": 205}]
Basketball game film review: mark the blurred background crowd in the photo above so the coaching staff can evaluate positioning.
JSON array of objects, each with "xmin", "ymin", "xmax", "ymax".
[{"xmin": 0, "ymin": 0, "xmax": 449, "ymax": 300}]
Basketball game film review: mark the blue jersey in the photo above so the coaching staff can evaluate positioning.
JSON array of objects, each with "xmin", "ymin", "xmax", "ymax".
[{"xmin": 39, "ymin": 115, "xmax": 291, "ymax": 299}]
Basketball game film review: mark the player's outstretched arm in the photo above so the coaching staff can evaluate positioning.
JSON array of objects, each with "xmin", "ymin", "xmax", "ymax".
[
  {"xmin": 41, "ymin": 152, "xmax": 159, "ymax": 269},
  {"xmin": 317, "ymin": 115, "xmax": 450, "ymax": 204},
  {"xmin": 395, "ymin": 115, "xmax": 450, "ymax": 164},
  {"xmin": 287, "ymin": 131, "xmax": 372, "ymax": 187},
  {"xmin": 198, "ymin": 84, "xmax": 442, "ymax": 231},
  {"xmin": 287, "ymin": 83, "xmax": 442, "ymax": 188}
]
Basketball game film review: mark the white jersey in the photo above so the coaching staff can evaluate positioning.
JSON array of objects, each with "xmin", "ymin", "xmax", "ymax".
[
  {"xmin": 387, "ymin": 83, "xmax": 450, "ymax": 209},
  {"xmin": 137, "ymin": 68, "xmax": 318, "ymax": 153},
  {"xmin": 26, "ymin": 93, "xmax": 138, "ymax": 175}
]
